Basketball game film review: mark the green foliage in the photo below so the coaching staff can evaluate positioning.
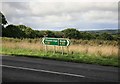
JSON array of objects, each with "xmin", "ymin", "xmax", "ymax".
[
  {"xmin": 34, "ymin": 30, "xmax": 44, "ymax": 38},
  {"xmin": 0, "ymin": 12, "xmax": 7, "ymax": 25},
  {"xmin": 62, "ymin": 28, "xmax": 80, "ymax": 39},
  {"xmin": 53, "ymin": 31, "xmax": 64, "ymax": 38},
  {"xmin": 99, "ymin": 33, "xmax": 114, "ymax": 40},
  {"xmin": 2, "ymin": 24, "xmax": 25, "ymax": 38},
  {"xmin": 43, "ymin": 30, "xmax": 55, "ymax": 37},
  {"xmin": 1, "ymin": 12, "xmax": 8, "ymax": 37},
  {"xmin": 81, "ymin": 32, "xmax": 96, "ymax": 40},
  {"xmin": 2, "ymin": 24, "xmax": 36, "ymax": 38},
  {"xmin": 17, "ymin": 25, "xmax": 36, "ymax": 38},
  {"xmin": 2, "ymin": 25, "xmax": 119, "ymax": 41}
]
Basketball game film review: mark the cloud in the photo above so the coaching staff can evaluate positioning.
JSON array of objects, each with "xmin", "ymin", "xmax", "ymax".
[
  {"xmin": 29, "ymin": 2, "xmax": 117, "ymax": 16},
  {"xmin": 1, "ymin": 2, "xmax": 118, "ymax": 31},
  {"xmin": 82, "ymin": 10, "xmax": 117, "ymax": 23},
  {"xmin": 2, "ymin": 2, "xmax": 30, "ymax": 16}
]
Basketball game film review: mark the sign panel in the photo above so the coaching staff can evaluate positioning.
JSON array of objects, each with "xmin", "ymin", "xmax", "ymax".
[
  {"xmin": 59, "ymin": 39, "xmax": 70, "ymax": 46},
  {"xmin": 42, "ymin": 38, "xmax": 70, "ymax": 46},
  {"xmin": 43, "ymin": 38, "xmax": 59, "ymax": 46}
]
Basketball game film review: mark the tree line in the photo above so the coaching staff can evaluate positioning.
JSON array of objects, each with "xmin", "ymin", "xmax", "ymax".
[{"xmin": 1, "ymin": 12, "xmax": 119, "ymax": 41}]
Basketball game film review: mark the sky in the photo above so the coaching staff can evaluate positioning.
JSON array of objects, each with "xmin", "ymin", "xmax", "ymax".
[{"xmin": 0, "ymin": 0, "xmax": 119, "ymax": 31}]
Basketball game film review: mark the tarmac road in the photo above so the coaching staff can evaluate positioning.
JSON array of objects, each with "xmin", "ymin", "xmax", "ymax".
[{"xmin": 1, "ymin": 55, "xmax": 119, "ymax": 82}]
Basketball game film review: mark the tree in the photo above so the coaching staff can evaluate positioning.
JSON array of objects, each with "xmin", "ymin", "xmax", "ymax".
[
  {"xmin": 0, "ymin": 12, "xmax": 8, "ymax": 37},
  {"xmin": 43, "ymin": 30, "xmax": 55, "ymax": 37},
  {"xmin": 4, "ymin": 24, "xmax": 25, "ymax": 38},
  {"xmin": 100, "ymin": 32, "xmax": 114, "ymax": 40},
  {"xmin": 34, "ymin": 30, "xmax": 44, "ymax": 38},
  {"xmin": 0, "ymin": 12, "xmax": 7, "ymax": 26},
  {"xmin": 81, "ymin": 32, "xmax": 96, "ymax": 40},
  {"xmin": 62, "ymin": 28, "xmax": 80, "ymax": 39},
  {"xmin": 17, "ymin": 25, "xmax": 36, "ymax": 38},
  {"xmin": 54, "ymin": 31, "xmax": 64, "ymax": 38}
]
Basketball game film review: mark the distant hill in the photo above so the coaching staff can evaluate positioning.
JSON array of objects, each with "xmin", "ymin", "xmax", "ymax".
[{"xmin": 83, "ymin": 29, "xmax": 119, "ymax": 34}]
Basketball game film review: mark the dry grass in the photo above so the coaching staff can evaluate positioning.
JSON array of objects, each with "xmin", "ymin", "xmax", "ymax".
[
  {"xmin": 2, "ymin": 40, "xmax": 118, "ymax": 57},
  {"xmin": 68, "ymin": 44, "xmax": 118, "ymax": 57}
]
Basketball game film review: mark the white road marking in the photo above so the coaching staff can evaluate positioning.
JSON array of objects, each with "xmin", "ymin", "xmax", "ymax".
[{"xmin": 1, "ymin": 65, "xmax": 85, "ymax": 78}]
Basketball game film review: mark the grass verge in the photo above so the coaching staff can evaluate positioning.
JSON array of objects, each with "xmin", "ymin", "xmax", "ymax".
[{"xmin": 1, "ymin": 47, "xmax": 119, "ymax": 67}]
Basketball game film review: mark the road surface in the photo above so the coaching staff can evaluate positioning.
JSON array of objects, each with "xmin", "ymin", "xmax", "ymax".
[{"xmin": 1, "ymin": 55, "xmax": 119, "ymax": 82}]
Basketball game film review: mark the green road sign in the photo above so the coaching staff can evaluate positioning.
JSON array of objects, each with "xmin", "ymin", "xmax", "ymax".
[
  {"xmin": 42, "ymin": 38, "xmax": 70, "ymax": 46},
  {"xmin": 43, "ymin": 38, "xmax": 59, "ymax": 46},
  {"xmin": 59, "ymin": 39, "xmax": 70, "ymax": 46}
]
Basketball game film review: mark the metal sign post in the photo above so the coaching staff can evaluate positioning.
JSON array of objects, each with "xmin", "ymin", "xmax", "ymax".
[
  {"xmin": 43, "ymin": 35, "xmax": 48, "ymax": 55},
  {"xmin": 67, "ymin": 46, "xmax": 69, "ymax": 55},
  {"xmin": 61, "ymin": 46, "xmax": 64, "ymax": 55},
  {"xmin": 53, "ymin": 46, "xmax": 56, "ymax": 55},
  {"xmin": 45, "ymin": 45, "xmax": 47, "ymax": 55}
]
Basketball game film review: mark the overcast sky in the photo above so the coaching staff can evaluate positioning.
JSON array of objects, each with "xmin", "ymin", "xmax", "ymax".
[{"xmin": 1, "ymin": 0, "xmax": 119, "ymax": 31}]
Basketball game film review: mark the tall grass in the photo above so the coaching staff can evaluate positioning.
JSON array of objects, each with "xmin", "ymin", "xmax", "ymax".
[
  {"xmin": 1, "ymin": 37, "xmax": 119, "ymax": 67},
  {"xmin": 1, "ymin": 37, "xmax": 118, "ymax": 57}
]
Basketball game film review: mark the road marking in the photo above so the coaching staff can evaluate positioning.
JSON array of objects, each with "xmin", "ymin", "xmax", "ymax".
[{"xmin": 1, "ymin": 65, "xmax": 85, "ymax": 78}]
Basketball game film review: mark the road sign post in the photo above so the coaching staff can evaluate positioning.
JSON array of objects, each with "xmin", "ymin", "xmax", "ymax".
[
  {"xmin": 42, "ymin": 38, "xmax": 70, "ymax": 55},
  {"xmin": 61, "ymin": 46, "xmax": 64, "ymax": 55},
  {"xmin": 67, "ymin": 46, "xmax": 69, "ymax": 55},
  {"xmin": 44, "ymin": 44, "xmax": 48, "ymax": 55},
  {"xmin": 53, "ymin": 46, "xmax": 56, "ymax": 55}
]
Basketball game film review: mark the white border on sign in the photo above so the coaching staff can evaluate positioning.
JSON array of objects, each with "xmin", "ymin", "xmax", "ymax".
[
  {"xmin": 67, "ymin": 40, "xmax": 70, "ymax": 46},
  {"xmin": 42, "ymin": 38, "xmax": 45, "ymax": 45}
]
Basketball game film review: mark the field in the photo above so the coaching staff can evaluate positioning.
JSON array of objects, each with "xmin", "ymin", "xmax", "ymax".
[{"xmin": 0, "ymin": 37, "xmax": 119, "ymax": 67}]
